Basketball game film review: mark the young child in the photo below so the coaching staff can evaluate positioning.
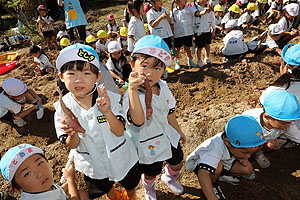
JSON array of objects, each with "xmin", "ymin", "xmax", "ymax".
[
  {"xmin": 85, "ymin": 35, "xmax": 97, "ymax": 49},
  {"xmin": 276, "ymin": 3, "xmax": 299, "ymax": 48},
  {"xmin": 238, "ymin": 2, "xmax": 258, "ymax": 28},
  {"xmin": 194, "ymin": 0, "xmax": 215, "ymax": 67},
  {"xmin": 0, "ymin": 78, "xmax": 43, "ymax": 127},
  {"xmin": 0, "ymin": 144, "xmax": 86, "ymax": 200},
  {"xmin": 54, "ymin": 43, "xmax": 140, "ymax": 200},
  {"xmin": 213, "ymin": 4, "xmax": 224, "ymax": 35},
  {"xmin": 243, "ymin": 90, "xmax": 300, "ymax": 168},
  {"xmin": 248, "ymin": 23, "xmax": 283, "ymax": 55},
  {"xmin": 252, "ymin": 0, "xmax": 268, "ymax": 25},
  {"xmin": 95, "ymin": 30, "xmax": 110, "ymax": 61},
  {"xmin": 266, "ymin": 0, "xmax": 284, "ymax": 23},
  {"xmin": 60, "ymin": 37, "xmax": 71, "ymax": 49},
  {"xmin": 106, "ymin": 41, "xmax": 132, "ymax": 89},
  {"xmin": 118, "ymin": 27, "xmax": 129, "ymax": 53},
  {"xmin": 221, "ymin": 4, "xmax": 241, "ymax": 28},
  {"xmin": 106, "ymin": 14, "xmax": 120, "ymax": 39},
  {"xmin": 37, "ymin": 5, "xmax": 59, "ymax": 50},
  {"xmin": 186, "ymin": 115, "xmax": 266, "ymax": 200},
  {"xmin": 171, "ymin": 0, "xmax": 203, "ymax": 69},
  {"xmin": 126, "ymin": 0, "xmax": 146, "ymax": 53},
  {"xmin": 146, "ymin": 0, "xmax": 174, "ymax": 48},
  {"xmin": 29, "ymin": 45, "xmax": 54, "ymax": 76},
  {"xmin": 123, "ymin": 35, "xmax": 186, "ymax": 200}
]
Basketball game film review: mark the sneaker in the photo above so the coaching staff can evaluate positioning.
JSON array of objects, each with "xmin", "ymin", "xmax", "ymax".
[
  {"xmin": 13, "ymin": 117, "xmax": 26, "ymax": 127},
  {"xmin": 161, "ymin": 172, "xmax": 184, "ymax": 194},
  {"xmin": 205, "ymin": 57, "xmax": 213, "ymax": 64},
  {"xmin": 218, "ymin": 175, "xmax": 240, "ymax": 185},
  {"xmin": 212, "ymin": 183, "xmax": 226, "ymax": 200},
  {"xmin": 187, "ymin": 58, "xmax": 197, "ymax": 68},
  {"xmin": 197, "ymin": 60, "xmax": 204, "ymax": 68},
  {"xmin": 253, "ymin": 151, "xmax": 271, "ymax": 168},
  {"xmin": 36, "ymin": 104, "xmax": 44, "ymax": 120},
  {"xmin": 241, "ymin": 170, "xmax": 256, "ymax": 180},
  {"xmin": 174, "ymin": 59, "xmax": 180, "ymax": 70}
]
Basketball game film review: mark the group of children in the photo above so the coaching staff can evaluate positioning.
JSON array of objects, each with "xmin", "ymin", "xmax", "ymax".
[{"xmin": 1, "ymin": 0, "xmax": 300, "ymax": 200}]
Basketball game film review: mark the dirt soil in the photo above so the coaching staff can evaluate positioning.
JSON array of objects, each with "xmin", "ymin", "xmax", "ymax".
[{"xmin": 1, "ymin": 1, "xmax": 300, "ymax": 200}]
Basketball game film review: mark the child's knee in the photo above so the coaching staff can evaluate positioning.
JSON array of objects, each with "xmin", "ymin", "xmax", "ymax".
[
  {"xmin": 34, "ymin": 67, "xmax": 41, "ymax": 72},
  {"xmin": 244, "ymin": 163, "xmax": 253, "ymax": 175}
]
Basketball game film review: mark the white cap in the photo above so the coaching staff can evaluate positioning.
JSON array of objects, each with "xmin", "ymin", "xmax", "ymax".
[
  {"xmin": 2, "ymin": 78, "xmax": 28, "ymax": 97},
  {"xmin": 107, "ymin": 41, "xmax": 122, "ymax": 53},
  {"xmin": 284, "ymin": 3, "xmax": 299, "ymax": 16},
  {"xmin": 225, "ymin": 19, "xmax": 238, "ymax": 29},
  {"xmin": 268, "ymin": 24, "xmax": 284, "ymax": 35},
  {"xmin": 57, "ymin": 31, "xmax": 68, "ymax": 40}
]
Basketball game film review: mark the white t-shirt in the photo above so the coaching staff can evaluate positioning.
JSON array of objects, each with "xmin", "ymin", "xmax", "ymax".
[
  {"xmin": 118, "ymin": 37, "xmax": 128, "ymax": 49},
  {"xmin": 122, "ymin": 80, "xmax": 181, "ymax": 164},
  {"xmin": 186, "ymin": 132, "xmax": 236, "ymax": 173},
  {"xmin": 238, "ymin": 11, "xmax": 251, "ymax": 27},
  {"xmin": 267, "ymin": 1, "xmax": 283, "ymax": 13},
  {"xmin": 33, "ymin": 54, "xmax": 54, "ymax": 70},
  {"xmin": 128, "ymin": 16, "xmax": 146, "ymax": 52},
  {"xmin": 95, "ymin": 39, "xmax": 110, "ymax": 53},
  {"xmin": 106, "ymin": 57, "xmax": 127, "ymax": 79},
  {"xmin": 221, "ymin": 12, "xmax": 234, "ymax": 24},
  {"xmin": 146, "ymin": 7, "xmax": 173, "ymax": 38},
  {"xmin": 278, "ymin": 16, "xmax": 294, "ymax": 32},
  {"xmin": 107, "ymin": 22, "xmax": 119, "ymax": 34},
  {"xmin": 194, "ymin": 4, "xmax": 214, "ymax": 34},
  {"xmin": 222, "ymin": 30, "xmax": 248, "ymax": 55},
  {"xmin": 38, "ymin": 15, "xmax": 54, "ymax": 32},
  {"xmin": 171, "ymin": 5, "xmax": 197, "ymax": 38},
  {"xmin": 242, "ymin": 108, "xmax": 300, "ymax": 142},
  {"xmin": 54, "ymin": 91, "xmax": 138, "ymax": 181},
  {"xmin": 0, "ymin": 92, "xmax": 22, "ymax": 118},
  {"xmin": 20, "ymin": 184, "xmax": 67, "ymax": 200},
  {"xmin": 215, "ymin": 16, "xmax": 222, "ymax": 26}
]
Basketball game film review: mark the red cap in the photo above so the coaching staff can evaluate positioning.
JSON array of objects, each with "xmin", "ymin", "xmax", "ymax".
[
  {"xmin": 107, "ymin": 14, "xmax": 114, "ymax": 20},
  {"xmin": 37, "ymin": 5, "xmax": 47, "ymax": 11}
]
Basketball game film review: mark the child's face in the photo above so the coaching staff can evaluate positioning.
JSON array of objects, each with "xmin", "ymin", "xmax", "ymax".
[
  {"xmin": 268, "ymin": 118, "xmax": 292, "ymax": 130},
  {"xmin": 139, "ymin": 4, "xmax": 145, "ymax": 15},
  {"xmin": 108, "ymin": 19, "xmax": 115, "ymax": 25},
  {"xmin": 10, "ymin": 92, "xmax": 26, "ymax": 101},
  {"xmin": 32, "ymin": 51, "xmax": 40, "ymax": 58},
  {"xmin": 229, "ymin": 145, "xmax": 261, "ymax": 162},
  {"xmin": 151, "ymin": 0, "xmax": 162, "ymax": 9},
  {"xmin": 215, "ymin": 11, "xmax": 223, "ymax": 17},
  {"xmin": 101, "ymin": 37, "xmax": 108, "ymax": 43},
  {"xmin": 59, "ymin": 63, "xmax": 101, "ymax": 98},
  {"xmin": 131, "ymin": 57, "xmax": 165, "ymax": 87},
  {"xmin": 176, "ymin": 0, "xmax": 187, "ymax": 7},
  {"xmin": 39, "ymin": 10, "xmax": 46, "ymax": 17},
  {"xmin": 270, "ymin": 34, "xmax": 281, "ymax": 41},
  {"xmin": 111, "ymin": 51, "xmax": 122, "ymax": 60},
  {"xmin": 14, "ymin": 154, "xmax": 53, "ymax": 193},
  {"xmin": 286, "ymin": 13, "xmax": 295, "ymax": 20},
  {"xmin": 121, "ymin": 36, "xmax": 127, "ymax": 40}
]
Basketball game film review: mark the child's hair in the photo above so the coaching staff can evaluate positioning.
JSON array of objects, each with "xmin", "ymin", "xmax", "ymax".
[
  {"xmin": 126, "ymin": 0, "xmax": 144, "ymax": 21},
  {"xmin": 60, "ymin": 60, "xmax": 99, "ymax": 77},
  {"xmin": 29, "ymin": 45, "xmax": 46, "ymax": 56},
  {"xmin": 272, "ymin": 65, "xmax": 300, "ymax": 89},
  {"xmin": 131, "ymin": 53, "xmax": 166, "ymax": 68}
]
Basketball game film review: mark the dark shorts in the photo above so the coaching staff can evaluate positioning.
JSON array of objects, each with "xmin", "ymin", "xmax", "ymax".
[
  {"xmin": 84, "ymin": 162, "xmax": 141, "ymax": 199},
  {"xmin": 195, "ymin": 32, "xmax": 212, "ymax": 48},
  {"xmin": 174, "ymin": 35, "xmax": 193, "ymax": 48},
  {"xmin": 163, "ymin": 37, "xmax": 173, "ymax": 48},
  {"xmin": 42, "ymin": 30, "xmax": 54, "ymax": 39},
  {"xmin": 138, "ymin": 143, "xmax": 183, "ymax": 177}
]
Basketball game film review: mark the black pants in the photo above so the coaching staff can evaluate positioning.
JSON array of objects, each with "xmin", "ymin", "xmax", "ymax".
[{"xmin": 67, "ymin": 25, "xmax": 86, "ymax": 41}]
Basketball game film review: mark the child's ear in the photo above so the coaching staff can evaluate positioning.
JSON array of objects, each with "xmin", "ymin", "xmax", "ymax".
[
  {"xmin": 58, "ymin": 73, "xmax": 64, "ymax": 82},
  {"xmin": 130, "ymin": 61, "xmax": 135, "ymax": 69},
  {"xmin": 223, "ymin": 138, "xmax": 231, "ymax": 146}
]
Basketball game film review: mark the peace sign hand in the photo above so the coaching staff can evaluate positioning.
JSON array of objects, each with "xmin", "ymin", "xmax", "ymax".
[{"xmin": 96, "ymin": 86, "xmax": 111, "ymax": 114}]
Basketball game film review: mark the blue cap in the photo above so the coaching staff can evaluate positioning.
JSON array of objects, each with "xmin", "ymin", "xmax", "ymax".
[
  {"xmin": 56, "ymin": 43, "xmax": 101, "ymax": 72},
  {"xmin": 225, "ymin": 115, "xmax": 266, "ymax": 148},
  {"xmin": 264, "ymin": 90, "xmax": 300, "ymax": 121},
  {"xmin": 282, "ymin": 43, "xmax": 300, "ymax": 66},
  {"xmin": 0, "ymin": 144, "xmax": 43, "ymax": 182},
  {"xmin": 132, "ymin": 35, "xmax": 172, "ymax": 67}
]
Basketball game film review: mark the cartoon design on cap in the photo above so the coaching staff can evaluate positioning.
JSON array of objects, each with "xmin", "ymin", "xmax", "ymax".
[{"xmin": 77, "ymin": 48, "xmax": 95, "ymax": 62}]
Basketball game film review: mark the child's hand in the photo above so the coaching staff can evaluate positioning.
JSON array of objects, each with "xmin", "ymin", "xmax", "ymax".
[
  {"xmin": 96, "ymin": 86, "xmax": 111, "ymax": 113},
  {"xmin": 62, "ymin": 163, "xmax": 76, "ymax": 181},
  {"xmin": 118, "ymin": 78, "xmax": 124, "ymax": 85},
  {"xmin": 129, "ymin": 72, "xmax": 145, "ymax": 91},
  {"xmin": 60, "ymin": 119, "xmax": 77, "ymax": 137},
  {"xmin": 161, "ymin": 11, "xmax": 169, "ymax": 19}
]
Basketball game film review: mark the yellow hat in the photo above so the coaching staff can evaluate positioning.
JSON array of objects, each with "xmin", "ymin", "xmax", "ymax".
[
  {"xmin": 144, "ymin": 23, "xmax": 150, "ymax": 32},
  {"xmin": 60, "ymin": 38, "xmax": 70, "ymax": 46},
  {"xmin": 247, "ymin": 2, "xmax": 258, "ymax": 10},
  {"xmin": 257, "ymin": 0, "xmax": 268, "ymax": 3},
  {"xmin": 230, "ymin": 4, "xmax": 241, "ymax": 13},
  {"xmin": 97, "ymin": 30, "xmax": 109, "ymax": 39},
  {"xmin": 120, "ymin": 27, "xmax": 128, "ymax": 36},
  {"xmin": 85, "ymin": 35, "xmax": 97, "ymax": 44},
  {"xmin": 214, "ymin": 4, "xmax": 224, "ymax": 12}
]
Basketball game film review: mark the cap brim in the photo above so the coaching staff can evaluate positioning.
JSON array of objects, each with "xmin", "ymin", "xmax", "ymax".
[{"xmin": 282, "ymin": 43, "xmax": 295, "ymax": 62}]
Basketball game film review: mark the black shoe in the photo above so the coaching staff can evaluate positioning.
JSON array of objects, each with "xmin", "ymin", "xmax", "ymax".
[{"xmin": 212, "ymin": 183, "xmax": 226, "ymax": 200}]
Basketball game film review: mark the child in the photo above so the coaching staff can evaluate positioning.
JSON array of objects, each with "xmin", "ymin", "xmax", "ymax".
[
  {"xmin": 194, "ymin": 0, "xmax": 215, "ymax": 67},
  {"xmin": 54, "ymin": 43, "xmax": 140, "ymax": 200},
  {"xmin": 37, "ymin": 5, "xmax": 59, "ymax": 50},
  {"xmin": 146, "ymin": 0, "xmax": 174, "ymax": 48},
  {"xmin": 0, "ymin": 144, "xmax": 86, "ymax": 200},
  {"xmin": 118, "ymin": 27, "xmax": 129, "ymax": 53},
  {"xmin": 0, "ymin": 78, "xmax": 43, "ymax": 127},
  {"xmin": 248, "ymin": 23, "xmax": 283, "ymax": 55},
  {"xmin": 221, "ymin": 30, "xmax": 248, "ymax": 62},
  {"xmin": 95, "ymin": 30, "xmax": 110, "ymax": 61},
  {"xmin": 60, "ymin": 37, "xmax": 71, "ymax": 49},
  {"xmin": 106, "ymin": 41, "xmax": 132, "ymax": 89},
  {"xmin": 238, "ymin": 2, "xmax": 258, "ymax": 28},
  {"xmin": 252, "ymin": 0, "xmax": 268, "ymax": 25},
  {"xmin": 171, "ymin": 0, "xmax": 203, "ymax": 69},
  {"xmin": 106, "ymin": 14, "xmax": 120, "ymax": 39},
  {"xmin": 276, "ymin": 3, "xmax": 299, "ymax": 48},
  {"xmin": 123, "ymin": 35, "xmax": 186, "ymax": 199},
  {"xmin": 266, "ymin": 0, "xmax": 284, "ymax": 23},
  {"xmin": 221, "ymin": 4, "xmax": 241, "ymax": 28},
  {"xmin": 126, "ymin": 0, "xmax": 146, "ymax": 53},
  {"xmin": 186, "ymin": 115, "xmax": 266, "ymax": 200},
  {"xmin": 29, "ymin": 45, "xmax": 54, "ymax": 76},
  {"xmin": 85, "ymin": 35, "xmax": 97, "ymax": 49},
  {"xmin": 243, "ymin": 90, "xmax": 300, "ymax": 168},
  {"xmin": 213, "ymin": 4, "xmax": 224, "ymax": 35}
]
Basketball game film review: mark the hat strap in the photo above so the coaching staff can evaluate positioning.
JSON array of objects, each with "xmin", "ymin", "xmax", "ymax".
[{"xmin": 77, "ymin": 84, "xmax": 97, "ymax": 98}]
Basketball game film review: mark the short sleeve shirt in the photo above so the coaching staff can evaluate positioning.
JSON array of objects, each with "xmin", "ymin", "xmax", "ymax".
[
  {"xmin": 20, "ymin": 184, "xmax": 67, "ymax": 200},
  {"xmin": 106, "ymin": 57, "xmax": 123, "ymax": 79},
  {"xmin": 95, "ymin": 39, "xmax": 110, "ymax": 53},
  {"xmin": 39, "ymin": 16, "xmax": 54, "ymax": 32},
  {"xmin": 33, "ymin": 54, "xmax": 54, "ymax": 70},
  {"xmin": 128, "ymin": 16, "xmax": 146, "ymax": 52},
  {"xmin": 238, "ymin": 12, "xmax": 251, "ymax": 26},
  {"xmin": 0, "ymin": 92, "xmax": 21, "ymax": 118},
  {"xmin": 278, "ymin": 17, "xmax": 293, "ymax": 32}
]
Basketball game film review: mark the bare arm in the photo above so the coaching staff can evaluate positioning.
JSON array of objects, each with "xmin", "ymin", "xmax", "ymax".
[
  {"xmin": 62, "ymin": 164, "xmax": 80, "ymax": 200},
  {"xmin": 60, "ymin": 120, "xmax": 80, "ymax": 149},
  {"xmin": 198, "ymin": 169, "xmax": 219, "ymax": 200},
  {"xmin": 150, "ymin": 11, "xmax": 169, "ymax": 28},
  {"xmin": 14, "ymin": 104, "xmax": 39, "ymax": 118},
  {"xmin": 27, "ymin": 88, "xmax": 42, "ymax": 102},
  {"xmin": 129, "ymin": 36, "xmax": 136, "ymax": 45},
  {"xmin": 57, "ymin": 0, "xmax": 63, "ymax": 7},
  {"xmin": 167, "ymin": 112, "xmax": 186, "ymax": 144}
]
